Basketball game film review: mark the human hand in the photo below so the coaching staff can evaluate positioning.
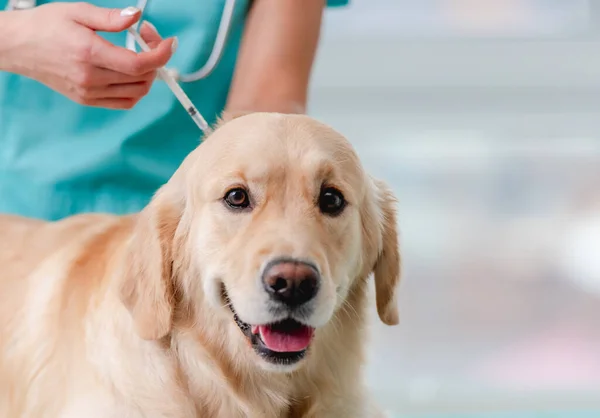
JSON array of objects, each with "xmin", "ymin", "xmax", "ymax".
[{"xmin": 5, "ymin": 2, "xmax": 176, "ymax": 109}]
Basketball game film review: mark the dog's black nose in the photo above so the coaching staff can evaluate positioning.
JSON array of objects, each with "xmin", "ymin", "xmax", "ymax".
[{"xmin": 262, "ymin": 259, "xmax": 320, "ymax": 307}]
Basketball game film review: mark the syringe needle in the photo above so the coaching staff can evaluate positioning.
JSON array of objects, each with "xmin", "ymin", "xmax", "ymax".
[{"xmin": 127, "ymin": 27, "xmax": 209, "ymax": 132}]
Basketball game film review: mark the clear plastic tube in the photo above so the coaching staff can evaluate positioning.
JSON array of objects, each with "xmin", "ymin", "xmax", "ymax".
[{"xmin": 127, "ymin": 28, "xmax": 209, "ymax": 132}]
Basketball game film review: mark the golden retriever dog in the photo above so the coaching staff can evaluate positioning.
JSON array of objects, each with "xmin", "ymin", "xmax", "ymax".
[{"xmin": 0, "ymin": 113, "xmax": 401, "ymax": 418}]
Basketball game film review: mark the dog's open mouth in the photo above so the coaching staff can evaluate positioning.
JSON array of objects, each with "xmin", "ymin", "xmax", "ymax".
[
  {"xmin": 235, "ymin": 314, "xmax": 315, "ymax": 365},
  {"xmin": 251, "ymin": 319, "xmax": 314, "ymax": 353},
  {"xmin": 229, "ymin": 307, "xmax": 315, "ymax": 365},
  {"xmin": 222, "ymin": 285, "xmax": 315, "ymax": 365}
]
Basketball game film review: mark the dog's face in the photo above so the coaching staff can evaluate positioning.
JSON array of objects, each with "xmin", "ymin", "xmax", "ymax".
[{"xmin": 120, "ymin": 113, "xmax": 401, "ymax": 372}]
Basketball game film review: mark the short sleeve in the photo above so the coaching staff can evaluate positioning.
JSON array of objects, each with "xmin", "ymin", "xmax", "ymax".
[{"xmin": 326, "ymin": 0, "xmax": 349, "ymax": 7}]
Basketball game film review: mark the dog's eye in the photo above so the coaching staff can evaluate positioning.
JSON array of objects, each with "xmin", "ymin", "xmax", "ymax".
[
  {"xmin": 224, "ymin": 188, "xmax": 250, "ymax": 209},
  {"xmin": 319, "ymin": 187, "xmax": 346, "ymax": 216}
]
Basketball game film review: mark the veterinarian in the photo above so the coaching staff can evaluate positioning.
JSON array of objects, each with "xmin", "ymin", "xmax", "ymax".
[{"xmin": 0, "ymin": 0, "xmax": 347, "ymax": 220}]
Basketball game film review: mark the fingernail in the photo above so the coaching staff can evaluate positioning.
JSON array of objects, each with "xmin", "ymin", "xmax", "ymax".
[
  {"xmin": 141, "ymin": 20, "xmax": 157, "ymax": 32},
  {"xmin": 120, "ymin": 6, "xmax": 140, "ymax": 17},
  {"xmin": 171, "ymin": 37, "xmax": 179, "ymax": 54}
]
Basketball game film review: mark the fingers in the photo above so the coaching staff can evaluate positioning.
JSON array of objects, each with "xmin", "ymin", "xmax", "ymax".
[
  {"xmin": 89, "ymin": 35, "xmax": 175, "ymax": 76},
  {"xmin": 69, "ymin": 66, "xmax": 156, "ymax": 107},
  {"xmin": 66, "ymin": 4, "xmax": 172, "ymax": 109},
  {"xmin": 71, "ymin": 3, "xmax": 141, "ymax": 32},
  {"xmin": 85, "ymin": 98, "xmax": 138, "ymax": 110},
  {"xmin": 80, "ymin": 67, "xmax": 156, "ymax": 88},
  {"xmin": 86, "ymin": 80, "xmax": 154, "ymax": 100},
  {"xmin": 71, "ymin": 82, "xmax": 151, "ymax": 109},
  {"xmin": 139, "ymin": 21, "xmax": 164, "ymax": 49}
]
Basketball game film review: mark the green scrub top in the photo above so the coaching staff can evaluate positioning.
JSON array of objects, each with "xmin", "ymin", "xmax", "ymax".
[{"xmin": 0, "ymin": 0, "xmax": 348, "ymax": 221}]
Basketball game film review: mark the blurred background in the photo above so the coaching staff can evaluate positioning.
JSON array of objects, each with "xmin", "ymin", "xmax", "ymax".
[{"xmin": 308, "ymin": 0, "xmax": 600, "ymax": 417}]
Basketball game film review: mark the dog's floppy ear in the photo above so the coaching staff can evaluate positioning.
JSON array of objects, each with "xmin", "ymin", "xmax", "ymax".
[
  {"xmin": 363, "ymin": 178, "xmax": 401, "ymax": 325},
  {"xmin": 119, "ymin": 188, "xmax": 181, "ymax": 340}
]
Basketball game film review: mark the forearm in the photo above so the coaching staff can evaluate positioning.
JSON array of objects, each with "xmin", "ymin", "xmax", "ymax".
[
  {"xmin": 225, "ymin": 0, "xmax": 325, "ymax": 114},
  {"xmin": 0, "ymin": 11, "xmax": 23, "ymax": 73}
]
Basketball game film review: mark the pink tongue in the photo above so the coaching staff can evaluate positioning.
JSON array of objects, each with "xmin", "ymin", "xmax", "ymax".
[{"xmin": 257, "ymin": 325, "xmax": 314, "ymax": 353}]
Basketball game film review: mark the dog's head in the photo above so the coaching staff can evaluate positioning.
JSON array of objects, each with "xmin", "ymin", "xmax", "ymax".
[{"xmin": 119, "ymin": 113, "xmax": 401, "ymax": 372}]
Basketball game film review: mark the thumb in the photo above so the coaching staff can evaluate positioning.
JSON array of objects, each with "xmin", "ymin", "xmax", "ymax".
[
  {"xmin": 139, "ymin": 21, "xmax": 164, "ymax": 49},
  {"xmin": 71, "ymin": 4, "xmax": 141, "ymax": 32}
]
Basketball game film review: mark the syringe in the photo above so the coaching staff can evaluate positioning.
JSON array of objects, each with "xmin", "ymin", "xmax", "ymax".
[{"xmin": 127, "ymin": 27, "xmax": 209, "ymax": 133}]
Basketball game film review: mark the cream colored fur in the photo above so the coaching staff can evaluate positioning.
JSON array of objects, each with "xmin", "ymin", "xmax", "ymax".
[{"xmin": 0, "ymin": 113, "xmax": 401, "ymax": 418}]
